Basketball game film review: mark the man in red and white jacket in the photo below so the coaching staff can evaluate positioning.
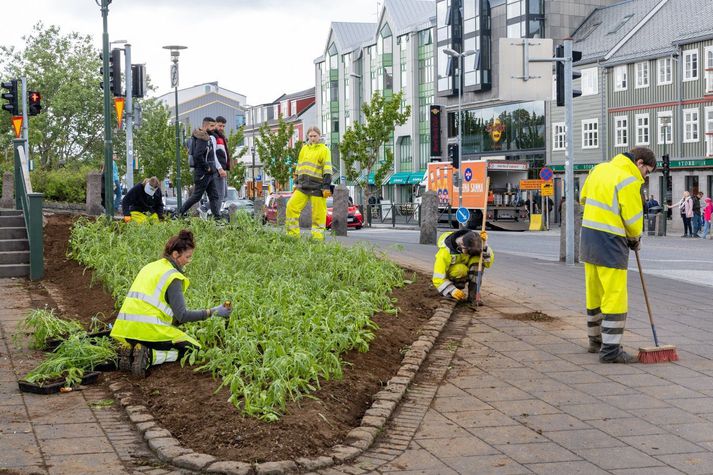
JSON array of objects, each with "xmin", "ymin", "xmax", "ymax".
[{"xmin": 213, "ymin": 116, "xmax": 231, "ymax": 207}]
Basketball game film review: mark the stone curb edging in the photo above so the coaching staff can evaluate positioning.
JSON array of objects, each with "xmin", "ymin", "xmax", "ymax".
[{"xmin": 107, "ymin": 298, "xmax": 458, "ymax": 475}]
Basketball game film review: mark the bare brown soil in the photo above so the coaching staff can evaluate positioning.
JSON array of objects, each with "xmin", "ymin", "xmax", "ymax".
[{"xmin": 40, "ymin": 214, "xmax": 441, "ymax": 463}]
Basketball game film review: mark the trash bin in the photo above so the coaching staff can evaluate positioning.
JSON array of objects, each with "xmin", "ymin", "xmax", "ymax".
[{"xmin": 646, "ymin": 205, "xmax": 662, "ymax": 236}]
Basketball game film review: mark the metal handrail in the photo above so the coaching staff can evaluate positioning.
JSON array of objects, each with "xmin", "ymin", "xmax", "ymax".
[{"xmin": 13, "ymin": 139, "xmax": 43, "ymax": 280}]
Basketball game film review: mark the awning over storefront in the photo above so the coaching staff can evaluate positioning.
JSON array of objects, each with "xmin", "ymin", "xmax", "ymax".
[
  {"xmin": 357, "ymin": 171, "xmax": 393, "ymax": 185},
  {"xmin": 389, "ymin": 172, "xmax": 412, "ymax": 185},
  {"xmin": 407, "ymin": 170, "xmax": 426, "ymax": 185}
]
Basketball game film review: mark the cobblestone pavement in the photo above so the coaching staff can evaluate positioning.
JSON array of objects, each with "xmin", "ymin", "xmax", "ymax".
[
  {"xmin": 316, "ymin": 244, "xmax": 713, "ymax": 475},
  {"xmin": 0, "ymin": 279, "xmax": 186, "ymax": 475}
]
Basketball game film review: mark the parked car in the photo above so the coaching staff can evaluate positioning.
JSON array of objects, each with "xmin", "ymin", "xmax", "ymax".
[
  {"xmin": 222, "ymin": 187, "xmax": 254, "ymax": 217},
  {"xmin": 262, "ymin": 192, "xmax": 363, "ymax": 229}
]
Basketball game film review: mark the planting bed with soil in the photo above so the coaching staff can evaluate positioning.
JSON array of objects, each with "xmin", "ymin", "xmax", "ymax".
[{"xmin": 37, "ymin": 213, "xmax": 440, "ymax": 462}]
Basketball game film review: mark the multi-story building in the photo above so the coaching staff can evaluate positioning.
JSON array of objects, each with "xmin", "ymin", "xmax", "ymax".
[
  {"xmin": 548, "ymin": 0, "xmax": 713, "ymax": 231},
  {"xmin": 242, "ymin": 88, "xmax": 316, "ymax": 198},
  {"xmin": 157, "ymin": 81, "xmax": 246, "ymax": 135},
  {"xmin": 434, "ymin": 0, "xmax": 615, "ymax": 209},
  {"xmin": 314, "ymin": 0, "xmax": 436, "ymax": 203}
]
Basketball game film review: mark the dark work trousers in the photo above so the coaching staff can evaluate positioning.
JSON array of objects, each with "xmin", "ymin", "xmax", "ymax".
[
  {"xmin": 682, "ymin": 215, "xmax": 693, "ymax": 236},
  {"xmin": 180, "ymin": 170, "xmax": 221, "ymax": 219}
]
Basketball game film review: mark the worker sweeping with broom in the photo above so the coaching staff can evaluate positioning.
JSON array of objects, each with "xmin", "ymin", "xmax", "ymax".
[{"xmin": 580, "ymin": 147, "xmax": 665, "ymax": 364}]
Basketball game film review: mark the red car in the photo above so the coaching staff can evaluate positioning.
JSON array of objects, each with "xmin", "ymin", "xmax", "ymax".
[{"xmin": 262, "ymin": 192, "xmax": 363, "ymax": 229}]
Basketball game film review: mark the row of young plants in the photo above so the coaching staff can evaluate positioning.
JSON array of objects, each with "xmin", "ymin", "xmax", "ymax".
[{"xmin": 69, "ymin": 214, "xmax": 404, "ymax": 420}]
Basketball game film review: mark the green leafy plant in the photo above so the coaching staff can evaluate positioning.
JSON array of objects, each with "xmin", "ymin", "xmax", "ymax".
[
  {"xmin": 69, "ymin": 214, "xmax": 404, "ymax": 420},
  {"xmin": 15, "ymin": 308, "xmax": 84, "ymax": 350}
]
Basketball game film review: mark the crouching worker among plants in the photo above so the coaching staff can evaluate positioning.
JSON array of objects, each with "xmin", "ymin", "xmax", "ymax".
[
  {"xmin": 121, "ymin": 177, "xmax": 164, "ymax": 224},
  {"xmin": 110, "ymin": 229, "xmax": 232, "ymax": 377},
  {"xmin": 432, "ymin": 229, "xmax": 493, "ymax": 304}
]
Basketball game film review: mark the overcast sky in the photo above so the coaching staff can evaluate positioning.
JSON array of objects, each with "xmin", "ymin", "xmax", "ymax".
[{"xmin": 2, "ymin": 0, "xmax": 383, "ymax": 105}]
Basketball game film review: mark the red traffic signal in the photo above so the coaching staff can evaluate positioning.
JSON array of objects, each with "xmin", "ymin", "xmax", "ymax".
[{"xmin": 28, "ymin": 91, "xmax": 42, "ymax": 116}]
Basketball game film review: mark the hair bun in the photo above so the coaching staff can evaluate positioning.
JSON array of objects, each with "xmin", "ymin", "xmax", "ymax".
[{"xmin": 178, "ymin": 229, "xmax": 193, "ymax": 241}]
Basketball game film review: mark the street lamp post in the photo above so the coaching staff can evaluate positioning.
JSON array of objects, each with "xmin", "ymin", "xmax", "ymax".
[
  {"xmin": 162, "ymin": 45, "xmax": 187, "ymax": 210},
  {"xmin": 443, "ymin": 48, "xmax": 475, "ymax": 212}
]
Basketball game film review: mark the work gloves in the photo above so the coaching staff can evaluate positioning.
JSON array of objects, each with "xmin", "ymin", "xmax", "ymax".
[
  {"xmin": 123, "ymin": 216, "xmax": 132, "ymax": 223},
  {"xmin": 322, "ymin": 189, "xmax": 332, "ymax": 199},
  {"xmin": 480, "ymin": 231, "xmax": 488, "ymax": 241},
  {"xmin": 451, "ymin": 288, "xmax": 467, "ymax": 302},
  {"xmin": 627, "ymin": 238, "xmax": 641, "ymax": 252},
  {"xmin": 211, "ymin": 303, "xmax": 232, "ymax": 318}
]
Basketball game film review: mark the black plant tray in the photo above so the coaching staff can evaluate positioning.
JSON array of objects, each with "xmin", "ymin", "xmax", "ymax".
[
  {"xmin": 18, "ymin": 371, "xmax": 101, "ymax": 395},
  {"xmin": 45, "ymin": 330, "xmax": 112, "ymax": 351},
  {"xmin": 93, "ymin": 360, "xmax": 118, "ymax": 372}
]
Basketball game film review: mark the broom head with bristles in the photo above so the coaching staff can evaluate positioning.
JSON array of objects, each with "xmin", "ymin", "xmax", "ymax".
[{"xmin": 638, "ymin": 345, "xmax": 678, "ymax": 363}]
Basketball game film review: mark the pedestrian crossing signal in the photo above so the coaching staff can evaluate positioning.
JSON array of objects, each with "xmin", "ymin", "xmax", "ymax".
[{"xmin": 28, "ymin": 91, "xmax": 42, "ymax": 116}]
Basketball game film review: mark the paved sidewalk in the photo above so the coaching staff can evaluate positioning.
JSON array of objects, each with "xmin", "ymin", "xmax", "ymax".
[
  {"xmin": 320, "ymin": 248, "xmax": 713, "ymax": 475},
  {"xmin": 0, "ymin": 279, "xmax": 182, "ymax": 475}
]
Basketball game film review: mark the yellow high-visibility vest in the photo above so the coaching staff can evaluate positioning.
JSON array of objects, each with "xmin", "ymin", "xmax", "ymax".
[
  {"xmin": 432, "ymin": 231, "xmax": 493, "ymax": 297},
  {"xmin": 110, "ymin": 258, "xmax": 200, "ymax": 347},
  {"xmin": 295, "ymin": 143, "xmax": 332, "ymax": 192}
]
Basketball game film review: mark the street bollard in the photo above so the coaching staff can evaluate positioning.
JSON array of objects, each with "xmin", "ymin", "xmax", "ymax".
[
  {"xmin": 420, "ymin": 191, "xmax": 438, "ymax": 245},
  {"xmin": 86, "ymin": 172, "xmax": 103, "ymax": 216},
  {"xmin": 254, "ymin": 197, "xmax": 265, "ymax": 223},
  {"xmin": 559, "ymin": 200, "xmax": 582, "ymax": 263},
  {"xmin": 332, "ymin": 185, "xmax": 348, "ymax": 236},
  {"xmin": 276, "ymin": 196, "xmax": 287, "ymax": 226}
]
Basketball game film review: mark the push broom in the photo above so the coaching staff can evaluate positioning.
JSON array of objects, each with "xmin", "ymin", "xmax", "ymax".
[{"xmin": 634, "ymin": 250, "xmax": 678, "ymax": 363}]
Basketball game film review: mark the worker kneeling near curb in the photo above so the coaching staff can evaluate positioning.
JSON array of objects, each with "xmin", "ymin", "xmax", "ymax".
[
  {"xmin": 286, "ymin": 126, "xmax": 332, "ymax": 241},
  {"xmin": 110, "ymin": 229, "xmax": 232, "ymax": 377},
  {"xmin": 580, "ymin": 147, "xmax": 656, "ymax": 364},
  {"xmin": 432, "ymin": 229, "xmax": 493, "ymax": 303},
  {"xmin": 121, "ymin": 177, "xmax": 164, "ymax": 224}
]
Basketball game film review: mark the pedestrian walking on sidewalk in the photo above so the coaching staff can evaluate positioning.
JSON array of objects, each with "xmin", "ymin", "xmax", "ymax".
[
  {"xmin": 179, "ymin": 117, "xmax": 222, "ymax": 220},
  {"xmin": 669, "ymin": 191, "xmax": 694, "ymax": 237},
  {"xmin": 432, "ymin": 229, "xmax": 493, "ymax": 303},
  {"xmin": 701, "ymin": 197, "xmax": 712, "ymax": 240},
  {"xmin": 692, "ymin": 192, "xmax": 703, "ymax": 237},
  {"xmin": 580, "ymin": 147, "xmax": 656, "ymax": 364}
]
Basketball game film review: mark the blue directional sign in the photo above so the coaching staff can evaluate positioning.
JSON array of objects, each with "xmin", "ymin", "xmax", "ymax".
[
  {"xmin": 464, "ymin": 167, "xmax": 473, "ymax": 182},
  {"xmin": 539, "ymin": 167, "xmax": 554, "ymax": 181},
  {"xmin": 456, "ymin": 207, "xmax": 470, "ymax": 224}
]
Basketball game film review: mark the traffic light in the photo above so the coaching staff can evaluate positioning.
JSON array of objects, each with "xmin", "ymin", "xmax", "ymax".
[
  {"xmin": 1, "ymin": 79, "xmax": 18, "ymax": 115},
  {"xmin": 131, "ymin": 64, "xmax": 146, "ymax": 98},
  {"xmin": 28, "ymin": 91, "xmax": 42, "ymax": 116},
  {"xmin": 555, "ymin": 45, "xmax": 583, "ymax": 107},
  {"xmin": 448, "ymin": 143, "xmax": 459, "ymax": 169},
  {"xmin": 661, "ymin": 154, "xmax": 670, "ymax": 175},
  {"xmin": 110, "ymin": 48, "xmax": 122, "ymax": 96}
]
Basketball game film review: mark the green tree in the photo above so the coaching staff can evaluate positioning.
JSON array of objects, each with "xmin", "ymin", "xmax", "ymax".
[
  {"xmin": 227, "ymin": 126, "xmax": 248, "ymax": 190},
  {"xmin": 255, "ymin": 115, "xmax": 301, "ymax": 190},
  {"xmin": 0, "ymin": 23, "xmax": 104, "ymax": 169},
  {"xmin": 339, "ymin": 91, "xmax": 410, "ymax": 204}
]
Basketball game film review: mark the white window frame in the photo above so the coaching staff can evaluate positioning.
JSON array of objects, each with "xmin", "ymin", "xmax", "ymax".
[
  {"xmin": 581, "ymin": 67, "xmax": 598, "ymax": 96},
  {"xmin": 552, "ymin": 122, "xmax": 566, "ymax": 151},
  {"xmin": 635, "ymin": 113, "xmax": 650, "ymax": 146},
  {"xmin": 683, "ymin": 108, "xmax": 700, "ymax": 143},
  {"xmin": 614, "ymin": 115, "xmax": 628, "ymax": 147},
  {"xmin": 635, "ymin": 61, "xmax": 649, "ymax": 88},
  {"xmin": 683, "ymin": 49, "xmax": 698, "ymax": 82},
  {"xmin": 657, "ymin": 110, "xmax": 673, "ymax": 145},
  {"xmin": 705, "ymin": 46, "xmax": 713, "ymax": 94},
  {"xmin": 614, "ymin": 65, "xmax": 627, "ymax": 91},
  {"xmin": 705, "ymin": 106, "xmax": 713, "ymax": 157},
  {"xmin": 657, "ymin": 57, "xmax": 672, "ymax": 86},
  {"xmin": 581, "ymin": 119, "xmax": 599, "ymax": 149}
]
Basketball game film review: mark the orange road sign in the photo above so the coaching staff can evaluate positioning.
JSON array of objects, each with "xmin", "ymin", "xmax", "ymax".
[
  {"xmin": 520, "ymin": 179, "xmax": 544, "ymax": 190},
  {"xmin": 11, "ymin": 115, "xmax": 22, "ymax": 138},
  {"xmin": 114, "ymin": 97, "xmax": 125, "ymax": 129}
]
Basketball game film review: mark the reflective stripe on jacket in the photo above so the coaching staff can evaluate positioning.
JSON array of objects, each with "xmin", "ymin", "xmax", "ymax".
[
  {"xmin": 295, "ymin": 143, "xmax": 332, "ymax": 197},
  {"xmin": 432, "ymin": 231, "xmax": 493, "ymax": 297},
  {"xmin": 110, "ymin": 258, "xmax": 200, "ymax": 347},
  {"xmin": 580, "ymin": 153, "xmax": 644, "ymax": 269}
]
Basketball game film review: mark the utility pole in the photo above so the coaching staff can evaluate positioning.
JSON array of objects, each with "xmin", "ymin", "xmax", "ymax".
[
  {"xmin": 100, "ymin": 0, "xmax": 113, "ymax": 218},
  {"xmin": 124, "ymin": 43, "xmax": 134, "ymax": 189},
  {"xmin": 564, "ymin": 39, "xmax": 575, "ymax": 266},
  {"xmin": 21, "ymin": 76, "xmax": 29, "ymax": 171}
]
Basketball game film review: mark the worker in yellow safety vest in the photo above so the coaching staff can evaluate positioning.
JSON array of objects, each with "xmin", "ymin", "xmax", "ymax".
[
  {"xmin": 110, "ymin": 229, "xmax": 232, "ymax": 377},
  {"xmin": 580, "ymin": 147, "xmax": 656, "ymax": 364},
  {"xmin": 432, "ymin": 229, "xmax": 493, "ymax": 303},
  {"xmin": 286, "ymin": 126, "xmax": 332, "ymax": 240}
]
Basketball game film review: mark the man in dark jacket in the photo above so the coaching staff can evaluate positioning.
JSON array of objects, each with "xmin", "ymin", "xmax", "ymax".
[
  {"xmin": 692, "ymin": 192, "xmax": 703, "ymax": 236},
  {"xmin": 179, "ymin": 117, "xmax": 221, "ymax": 219},
  {"xmin": 213, "ymin": 116, "xmax": 231, "ymax": 207},
  {"xmin": 122, "ymin": 177, "xmax": 164, "ymax": 222}
]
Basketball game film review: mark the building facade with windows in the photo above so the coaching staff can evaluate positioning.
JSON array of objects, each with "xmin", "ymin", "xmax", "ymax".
[
  {"xmin": 314, "ymin": 0, "xmax": 436, "ymax": 204},
  {"xmin": 548, "ymin": 0, "xmax": 713, "ymax": 231}
]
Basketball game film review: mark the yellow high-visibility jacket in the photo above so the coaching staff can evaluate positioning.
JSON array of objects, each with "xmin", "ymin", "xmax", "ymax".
[
  {"xmin": 295, "ymin": 143, "xmax": 332, "ymax": 197},
  {"xmin": 432, "ymin": 230, "xmax": 493, "ymax": 297},
  {"xmin": 110, "ymin": 258, "xmax": 200, "ymax": 347},
  {"xmin": 580, "ymin": 153, "xmax": 644, "ymax": 269}
]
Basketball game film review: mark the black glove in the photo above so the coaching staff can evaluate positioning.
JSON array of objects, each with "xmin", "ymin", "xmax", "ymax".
[{"xmin": 627, "ymin": 238, "xmax": 641, "ymax": 252}]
